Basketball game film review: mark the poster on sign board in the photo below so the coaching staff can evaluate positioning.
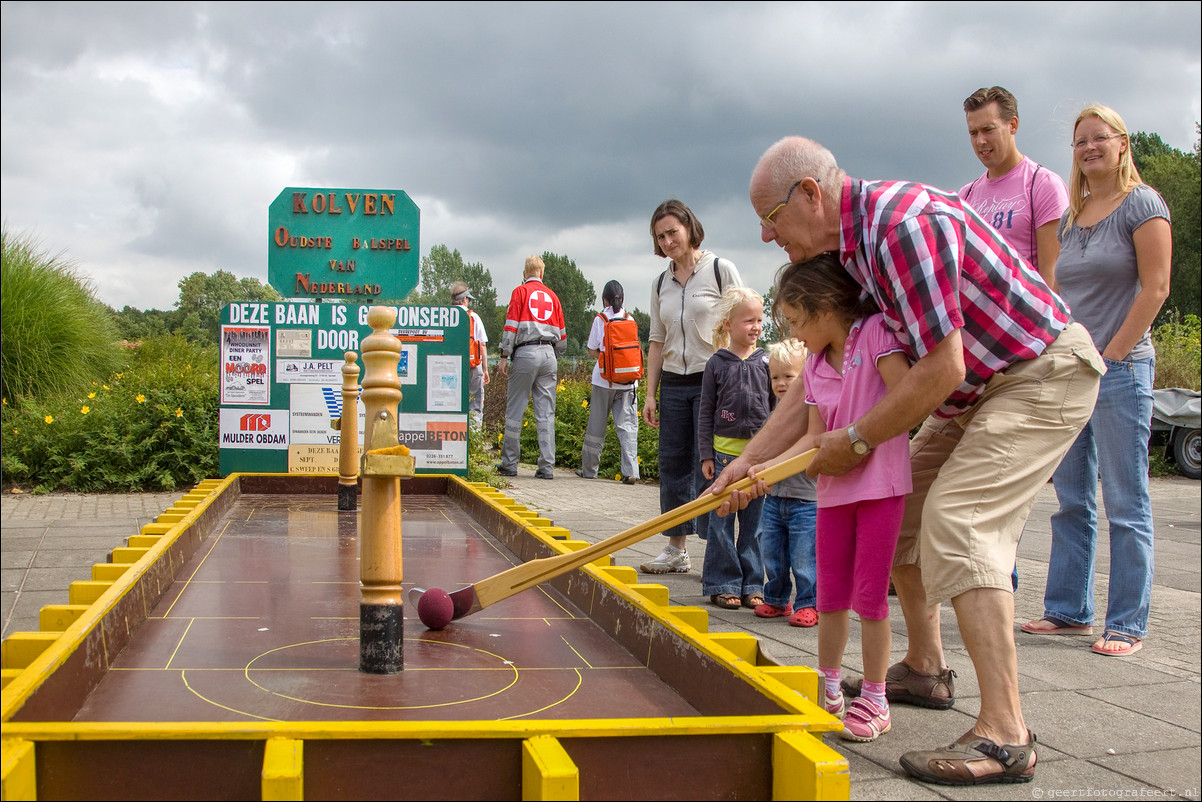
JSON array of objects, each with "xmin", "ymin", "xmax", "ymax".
[{"xmin": 220, "ymin": 325, "xmax": 271, "ymax": 405}]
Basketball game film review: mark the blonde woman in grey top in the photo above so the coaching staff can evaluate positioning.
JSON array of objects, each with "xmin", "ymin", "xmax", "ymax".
[{"xmin": 1023, "ymin": 105, "xmax": 1171, "ymax": 658}]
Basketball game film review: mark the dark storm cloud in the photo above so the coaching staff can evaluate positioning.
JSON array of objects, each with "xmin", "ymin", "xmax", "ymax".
[{"xmin": 2, "ymin": 1, "xmax": 1199, "ymax": 310}]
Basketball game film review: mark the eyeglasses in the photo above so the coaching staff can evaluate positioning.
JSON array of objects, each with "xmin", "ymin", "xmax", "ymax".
[
  {"xmin": 1071, "ymin": 133, "xmax": 1125, "ymax": 150},
  {"xmin": 759, "ymin": 180, "xmax": 804, "ymax": 228}
]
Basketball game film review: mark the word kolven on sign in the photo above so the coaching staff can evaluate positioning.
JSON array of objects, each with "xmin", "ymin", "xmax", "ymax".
[{"xmin": 276, "ymin": 191, "xmax": 411, "ymax": 299}]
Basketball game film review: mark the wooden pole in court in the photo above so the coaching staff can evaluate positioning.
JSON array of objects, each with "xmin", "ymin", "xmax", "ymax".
[
  {"xmin": 357, "ymin": 307, "xmax": 404, "ymax": 673},
  {"xmin": 336, "ymin": 351, "xmax": 360, "ymax": 511}
]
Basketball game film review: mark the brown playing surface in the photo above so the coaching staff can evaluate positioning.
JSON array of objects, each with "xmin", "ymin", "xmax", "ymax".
[{"xmin": 72, "ymin": 494, "xmax": 700, "ymax": 723}]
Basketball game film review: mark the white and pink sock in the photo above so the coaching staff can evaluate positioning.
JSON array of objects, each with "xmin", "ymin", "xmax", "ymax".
[
  {"xmin": 818, "ymin": 666, "xmax": 842, "ymax": 699},
  {"xmin": 861, "ymin": 679, "xmax": 888, "ymax": 710}
]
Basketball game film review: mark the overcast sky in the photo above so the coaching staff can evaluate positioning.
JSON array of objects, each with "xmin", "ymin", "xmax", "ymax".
[{"xmin": 3, "ymin": 1, "xmax": 1199, "ymax": 313}]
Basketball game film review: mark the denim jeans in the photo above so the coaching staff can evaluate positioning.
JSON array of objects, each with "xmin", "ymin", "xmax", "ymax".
[
  {"xmin": 657, "ymin": 382, "xmax": 710, "ymax": 540},
  {"xmin": 1045, "ymin": 356, "xmax": 1155, "ymax": 638},
  {"xmin": 702, "ymin": 450, "xmax": 764, "ymax": 596},
  {"xmin": 760, "ymin": 495, "xmax": 818, "ymax": 610}
]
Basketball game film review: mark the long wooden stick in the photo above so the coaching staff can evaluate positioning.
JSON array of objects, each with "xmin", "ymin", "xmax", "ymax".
[{"xmin": 425, "ymin": 448, "xmax": 817, "ymax": 621}]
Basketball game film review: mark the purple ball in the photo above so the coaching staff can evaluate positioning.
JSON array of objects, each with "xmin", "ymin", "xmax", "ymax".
[{"xmin": 417, "ymin": 588, "xmax": 454, "ymax": 630}]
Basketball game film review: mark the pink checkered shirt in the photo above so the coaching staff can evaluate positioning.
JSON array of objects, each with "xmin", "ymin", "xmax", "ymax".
[{"xmin": 838, "ymin": 177, "xmax": 1071, "ymax": 418}]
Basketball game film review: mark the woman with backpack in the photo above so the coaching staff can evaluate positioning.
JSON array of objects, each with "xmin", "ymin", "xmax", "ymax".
[
  {"xmin": 577, "ymin": 280, "xmax": 641, "ymax": 484},
  {"xmin": 640, "ymin": 199, "xmax": 743, "ymax": 575}
]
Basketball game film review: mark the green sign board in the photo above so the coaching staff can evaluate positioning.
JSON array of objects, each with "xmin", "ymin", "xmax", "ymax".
[
  {"xmin": 267, "ymin": 187, "xmax": 420, "ymax": 303},
  {"xmin": 217, "ymin": 302, "xmax": 469, "ymax": 477}
]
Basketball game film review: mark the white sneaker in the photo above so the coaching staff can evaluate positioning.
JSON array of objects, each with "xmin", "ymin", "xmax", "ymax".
[{"xmin": 640, "ymin": 545, "xmax": 691, "ymax": 574}]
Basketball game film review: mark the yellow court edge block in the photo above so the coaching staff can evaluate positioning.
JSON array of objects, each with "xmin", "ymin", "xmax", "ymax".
[{"xmin": 522, "ymin": 735, "xmax": 579, "ymax": 801}]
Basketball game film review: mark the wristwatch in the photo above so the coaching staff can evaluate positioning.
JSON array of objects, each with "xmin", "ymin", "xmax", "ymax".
[{"xmin": 847, "ymin": 423, "xmax": 872, "ymax": 456}]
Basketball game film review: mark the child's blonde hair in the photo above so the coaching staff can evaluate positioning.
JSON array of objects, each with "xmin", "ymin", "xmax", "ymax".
[
  {"xmin": 766, "ymin": 338, "xmax": 808, "ymax": 368},
  {"xmin": 711, "ymin": 286, "xmax": 763, "ymax": 350}
]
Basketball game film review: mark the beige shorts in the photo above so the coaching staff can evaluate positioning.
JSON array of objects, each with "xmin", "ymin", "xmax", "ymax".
[{"xmin": 894, "ymin": 323, "xmax": 1103, "ymax": 605}]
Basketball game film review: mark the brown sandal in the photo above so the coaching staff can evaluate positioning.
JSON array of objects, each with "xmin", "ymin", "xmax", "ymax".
[
  {"xmin": 901, "ymin": 729, "xmax": 1037, "ymax": 786},
  {"xmin": 710, "ymin": 593, "xmax": 740, "ymax": 610},
  {"xmin": 741, "ymin": 594, "xmax": 764, "ymax": 609},
  {"xmin": 842, "ymin": 660, "xmax": 956, "ymax": 710}
]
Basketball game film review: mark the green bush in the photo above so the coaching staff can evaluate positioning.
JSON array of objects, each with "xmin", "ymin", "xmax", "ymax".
[
  {"xmin": 1152, "ymin": 313, "xmax": 1201, "ymax": 391},
  {"xmin": 1, "ymin": 228, "xmax": 125, "ymax": 401},
  {"xmin": 2, "ymin": 334, "xmax": 219, "ymax": 492}
]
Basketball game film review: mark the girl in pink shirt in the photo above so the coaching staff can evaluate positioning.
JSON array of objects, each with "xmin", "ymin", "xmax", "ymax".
[{"xmin": 762, "ymin": 253, "xmax": 912, "ymax": 743}]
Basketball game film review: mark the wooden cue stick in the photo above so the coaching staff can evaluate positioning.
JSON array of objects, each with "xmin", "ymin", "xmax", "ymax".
[{"xmin": 473, "ymin": 448, "xmax": 818, "ymax": 610}]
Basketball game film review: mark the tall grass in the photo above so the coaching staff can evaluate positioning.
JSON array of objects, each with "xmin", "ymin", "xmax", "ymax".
[
  {"xmin": 1, "ymin": 228, "xmax": 124, "ymax": 402},
  {"xmin": 1152, "ymin": 313, "xmax": 1201, "ymax": 391}
]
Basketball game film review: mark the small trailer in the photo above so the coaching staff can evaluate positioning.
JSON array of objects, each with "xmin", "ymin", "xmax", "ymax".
[{"xmin": 1152, "ymin": 387, "xmax": 1201, "ymax": 480}]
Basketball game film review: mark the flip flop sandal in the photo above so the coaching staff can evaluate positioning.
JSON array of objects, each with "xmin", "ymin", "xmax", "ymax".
[
  {"xmin": 1020, "ymin": 617, "xmax": 1093, "ymax": 635},
  {"xmin": 900, "ymin": 730, "xmax": 1037, "ymax": 786},
  {"xmin": 710, "ymin": 594, "xmax": 740, "ymax": 610},
  {"xmin": 741, "ymin": 594, "xmax": 765, "ymax": 609},
  {"xmin": 1092, "ymin": 631, "xmax": 1143, "ymax": 657}
]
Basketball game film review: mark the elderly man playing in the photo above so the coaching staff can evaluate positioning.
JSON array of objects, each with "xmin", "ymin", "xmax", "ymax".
[{"xmin": 711, "ymin": 136, "xmax": 1103, "ymax": 786}]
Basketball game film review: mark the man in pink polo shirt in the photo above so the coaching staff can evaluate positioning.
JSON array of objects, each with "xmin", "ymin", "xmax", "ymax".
[{"xmin": 960, "ymin": 86, "xmax": 1069, "ymax": 289}]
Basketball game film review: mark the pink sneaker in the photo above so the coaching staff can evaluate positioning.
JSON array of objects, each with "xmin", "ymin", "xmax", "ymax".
[
  {"xmin": 824, "ymin": 690, "xmax": 845, "ymax": 719},
  {"xmin": 838, "ymin": 697, "xmax": 891, "ymax": 742}
]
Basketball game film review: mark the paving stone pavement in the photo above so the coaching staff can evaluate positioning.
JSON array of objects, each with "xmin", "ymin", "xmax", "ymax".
[
  {"xmin": 1, "ymin": 474, "xmax": 1198, "ymax": 800},
  {"xmin": 496, "ymin": 469, "xmax": 1201, "ymax": 801}
]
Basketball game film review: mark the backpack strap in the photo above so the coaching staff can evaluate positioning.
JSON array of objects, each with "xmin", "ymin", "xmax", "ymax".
[
  {"xmin": 657, "ymin": 258, "xmax": 724, "ymax": 295},
  {"xmin": 1028, "ymin": 164, "xmax": 1043, "ymax": 254},
  {"xmin": 963, "ymin": 177, "xmax": 980, "ymax": 202}
]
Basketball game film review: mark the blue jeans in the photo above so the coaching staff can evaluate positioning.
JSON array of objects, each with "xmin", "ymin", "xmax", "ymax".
[
  {"xmin": 760, "ymin": 495, "xmax": 818, "ymax": 610},
  {"xmin": 702, "ymin": 450, "xmax": 764, "ymax": 597},
  {"xmin": 657, "ymin": 382, "xmax": 710, "ymax": 540},
  {"xmin": 1044, "ymin": 356, "xmax": 1155, "ymax": 639}
]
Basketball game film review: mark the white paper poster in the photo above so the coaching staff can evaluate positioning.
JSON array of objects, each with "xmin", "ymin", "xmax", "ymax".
[
  {"xmin": 220, "ymin": 325, "xmax": 271, "ymax": 405},
  {"xmin": 426, "ymin": 355, "xmax": 461, "ymax": 411}
]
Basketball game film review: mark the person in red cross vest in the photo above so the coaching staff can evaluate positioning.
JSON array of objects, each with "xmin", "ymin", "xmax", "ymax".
[{"xmin": 496, "ymin": 254, "xmax": 567, "ymax": 479}]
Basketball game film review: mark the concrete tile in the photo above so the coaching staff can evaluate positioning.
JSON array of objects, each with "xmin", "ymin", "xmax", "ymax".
[
  {"xmin": 1078, "ymin": 681, "xmax": 1201, "ymax": 733},
  {"xmin": 1, "ymin": 550, "xmax": 35, "ymax": 569},
  {"xmin": 31, "ymin": 550, "xmax": 111, "ymax": 569},
  {"xmin": 986, "ymin": 754, "xmax": 1196, "ymax": 800},
  {"xmin": 41, "ymin": 523, "xmax": 139, "ymax": 538},
  {"xmin": 3, "ymin": 588, "xmax": 67, "ymax": 636},
  {"xmin": 954, "ymin": 689, "xmax": 1200, "ymax": 759},
  {"xmin": 850, "ymin": 776, "xmax": 947, "ymax": 801},
  {"xmin": 0, "ymin": 536, "xmax": 43, "ymax": 551},
  {"xmin": 1091, "ymin": 747, "xmax": 1201, "ymax": 798},
  {"xmin": 1154, "ymin": 567, "xmax": 1200, "ymax": 593},
  {"xmin": 0, "ymin": 520, "xmax": 50, "ymax": 530},
  {"xmin": 1013, "ymin": 637, "xmax": 1182, "ymax": 690},
  {"xmin": 2, "ymin": 568, "xmax": 30, "ymax": 592},
  {"xmin": 44, "ymin": 517, "xmax": 140, "ymax": 528},
  {"xmin": 20, "ymin": 566, "xmax": 95, "ymax": 592}
]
